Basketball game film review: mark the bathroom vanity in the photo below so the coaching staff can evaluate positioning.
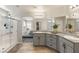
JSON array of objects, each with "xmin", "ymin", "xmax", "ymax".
[
  {"xmin": 57, "ymin": 33, "xmax": 79, "ymax": 53},
  {"xmin": 33, "ymin": 32, "xmax": 79, "ymax": 53}
]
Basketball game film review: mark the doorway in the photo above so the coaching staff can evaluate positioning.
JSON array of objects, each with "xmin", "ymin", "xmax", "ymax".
[{"xmin": 22, "ymin": 17, "xmax": 33, "ymax": 43}]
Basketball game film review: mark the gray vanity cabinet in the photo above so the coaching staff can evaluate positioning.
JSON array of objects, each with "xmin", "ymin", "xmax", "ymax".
[
  {"xmin": 33, "ymin": 33, "xmax": 45, "ymax": 46},
  {"xmin": 58, "ymin": 37, "xmax": 65, "ymax": 53},
  {"xmin": 46, "ymin": 34, "xmax": 57, "ymax": 49},
  {"xmin": 33, "ymin": 32, "xmax": 79, "ymax": 53},
  {"xmin": 58, "ymin": 36, "xmax": 74, "ymax": 53}
]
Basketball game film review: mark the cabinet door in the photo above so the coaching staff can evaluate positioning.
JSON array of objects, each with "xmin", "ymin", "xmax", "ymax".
[
  {"xmin": 58, "ymin": 36, "xmax": 74, "ymax": 53},
  {"xmin": 58, "ymin": 37, "xmax": 64, "ymax": 53},
  {"xmin": 33, "ymin": 34, "xmax": 45, "ymax": 46},
  {"xmin": 39, "ymin": 36, "xmax": 45, "ymax": 45},
  {"xmin": 46, "ymin": 34, "xmax": 52, "ymax": 46},
  {"xmin": 65, "ymin": 45, "xmax": 73, "ymax": 53},
  {"xmin": 51, "ymin": 38, "xmax": 56, "ymax": 49},
  {"xmin": 63, "ymin": 38, "xmax": 74, "ymax": 53},
  {"xmin": 33, "ymin": 36, "xmax": 40, "ymax": 46}
]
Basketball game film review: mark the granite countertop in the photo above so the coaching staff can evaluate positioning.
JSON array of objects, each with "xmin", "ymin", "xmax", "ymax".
[
  {"xmin": 33, "ymin": 31, "xmax": 79, "ymax": 43},
  {"xmin": 56, "ymin": 33, "xmax": 79, "ymax": 43}
]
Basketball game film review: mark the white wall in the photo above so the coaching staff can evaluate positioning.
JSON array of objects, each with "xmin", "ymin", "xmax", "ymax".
[
  {"xmin": 17, "ymin": 20, "xmax": 22, "ymax": 42},
  {"xmin": 46, "ymin": 6, "xmax": 70, "ymax": 17}
]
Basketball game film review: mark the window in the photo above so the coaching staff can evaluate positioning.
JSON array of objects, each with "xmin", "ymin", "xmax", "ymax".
[
  {"xmin": 26, "ymin": 22, "xmax": 32, "ymax": 30},
  {"xmin": 23, "ymin": 21, "xmax": 26, "ymax": 27},
  {"xmin": 47, "ymin": 17, "xmax": 55, "ymax": 31}
]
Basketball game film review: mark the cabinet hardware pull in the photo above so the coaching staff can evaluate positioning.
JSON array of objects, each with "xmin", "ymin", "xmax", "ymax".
[
  {"xmin": 63, "ymin": 43, "xmax": 66, "ymax": 52},
  {"xmin": 63, "ymin": 43, "xmax": 66, "ymax": 48}
]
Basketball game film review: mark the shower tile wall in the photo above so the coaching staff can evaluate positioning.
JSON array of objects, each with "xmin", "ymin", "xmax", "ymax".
[{"xmin": 0, "ymin": 8, "xmax": 18, "ymax": 53}]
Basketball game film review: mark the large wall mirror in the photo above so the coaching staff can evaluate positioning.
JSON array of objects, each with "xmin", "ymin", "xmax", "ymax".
[
  {"xmin": 66, "ymin": 18, "xmax": 75, "ymax": 32},
  {"xmin": 75, "ymin": 19, "xmax": 79, "ymax": 32},
  {"xmin": 66, "ymin": 18, "xmax": 79, "ymax": 33}
]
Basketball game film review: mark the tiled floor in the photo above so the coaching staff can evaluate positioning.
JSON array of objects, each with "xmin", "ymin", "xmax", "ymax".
[{"xmin": 9, "ymin": 38, "xmax": 57, "ymax": 53}]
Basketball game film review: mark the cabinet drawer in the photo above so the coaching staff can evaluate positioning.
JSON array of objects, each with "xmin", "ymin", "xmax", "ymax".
[
  {"xmin": 47, "ymin": 42, "xmax": 56, "ymax": 49},
  {"xmin": 47, "ymin": 38, "xmax": 56, "ymax": 44},
  {"xmin": 47, "ymin": 40, "xmax": 56, "ymax": 46}
]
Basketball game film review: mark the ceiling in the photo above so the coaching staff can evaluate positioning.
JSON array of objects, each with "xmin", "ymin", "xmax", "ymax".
[{"xmin": 5, "ymin": 5, "xmax": 70, "ymax": 18}]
